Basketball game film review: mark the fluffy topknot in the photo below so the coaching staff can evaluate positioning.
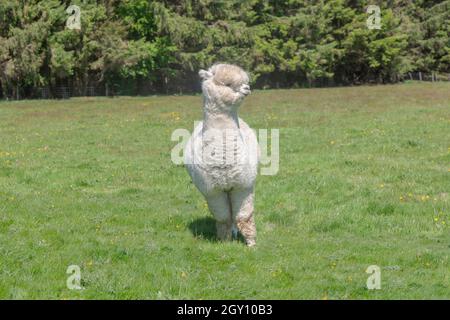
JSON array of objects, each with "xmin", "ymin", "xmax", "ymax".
[{"xmin": 199, "ymin": 63, "xmax": 249, "ymax": 92}]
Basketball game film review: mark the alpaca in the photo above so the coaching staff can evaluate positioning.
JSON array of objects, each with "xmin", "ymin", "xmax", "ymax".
[{"xmin": 184, "ymin": 63, "xmax": 259, "ymax": 246}]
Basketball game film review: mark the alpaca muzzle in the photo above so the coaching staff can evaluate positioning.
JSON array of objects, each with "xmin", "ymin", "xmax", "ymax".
[{"xmin": 240, "ymin": 84, "xmax": 251, "ymax": 96}]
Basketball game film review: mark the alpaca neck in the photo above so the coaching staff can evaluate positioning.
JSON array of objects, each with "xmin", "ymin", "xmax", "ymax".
[{"xmin": 202, "ymin": 101, "xmax": 239, "ymax": 131}]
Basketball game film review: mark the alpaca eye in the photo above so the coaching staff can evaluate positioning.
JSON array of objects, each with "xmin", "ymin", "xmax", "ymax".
[{"xmin": 223, "ymin": 82, "xmax": 238, "ymax": 91}]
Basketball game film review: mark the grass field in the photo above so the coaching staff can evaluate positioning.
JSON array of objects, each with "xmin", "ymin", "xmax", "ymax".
[{"xmin": 0, "ymin": 83, "xmax": 449, "ymax": 299}]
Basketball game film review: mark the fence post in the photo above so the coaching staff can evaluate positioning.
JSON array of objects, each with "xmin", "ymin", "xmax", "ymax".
[{"xmin": 419, "ymin": 72, "xmax": 422, "ymax": 81}]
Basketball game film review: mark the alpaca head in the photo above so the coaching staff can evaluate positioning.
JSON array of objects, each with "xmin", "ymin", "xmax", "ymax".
[{"xmin": 199, "ymin": 64, "xmax": 250, "ymax": 112}]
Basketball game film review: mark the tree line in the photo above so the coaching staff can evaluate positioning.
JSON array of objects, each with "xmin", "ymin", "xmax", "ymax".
[{"xmin": 0, "ymin": 0, "xmax": 449, "ymax": 99}]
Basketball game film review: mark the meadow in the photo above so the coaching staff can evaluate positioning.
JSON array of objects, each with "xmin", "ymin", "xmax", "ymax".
[{"xmin": 0, "ymin": 82, "xmax": 449, "ymax": 299}]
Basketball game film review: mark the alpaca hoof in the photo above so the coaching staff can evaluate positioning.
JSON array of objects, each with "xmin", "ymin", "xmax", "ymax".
[
  {"xmin": 246, "ymin": 239, "xmax": 256, "ymax": 247},
  {"xmin": 231, "ymin": 225, "xmax": 239, "ymax": 239}
]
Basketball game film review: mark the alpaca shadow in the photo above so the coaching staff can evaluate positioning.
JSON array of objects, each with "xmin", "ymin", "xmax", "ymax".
[{"xmin": 188, "ymin": 216, "xmax": 246, "ymax": 244}]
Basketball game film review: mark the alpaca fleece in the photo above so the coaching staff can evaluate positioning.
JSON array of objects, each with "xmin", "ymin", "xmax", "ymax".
[{"xmin": 184, "ymin": 63, "xmax": 259, "ymax": 246}]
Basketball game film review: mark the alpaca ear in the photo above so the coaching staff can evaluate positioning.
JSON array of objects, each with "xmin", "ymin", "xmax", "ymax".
[{"xmin": 199, "ymin": 69, "xmax": 213, "ymax": 80}]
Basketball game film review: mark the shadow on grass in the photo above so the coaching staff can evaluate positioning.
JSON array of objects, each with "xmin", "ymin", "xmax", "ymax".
[
  {"xmin": 188, "ymin": 216, "xmax": 217, "ymax": 242},
  {"xmin": 188, "ymin": 216, "xmax": 246, "ymax": 244}
]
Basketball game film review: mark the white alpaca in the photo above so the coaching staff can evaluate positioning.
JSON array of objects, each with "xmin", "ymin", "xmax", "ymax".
[{"xmin": 184, "ymin": 64, "xmax": 258, "ymax": 246}]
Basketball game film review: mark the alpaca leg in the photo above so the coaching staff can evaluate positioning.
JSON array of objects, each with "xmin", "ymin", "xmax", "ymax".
[
  {"xmin": 230, "ymin": 188, "xmax": 256, "ymax": 246},
  {"xmin": 206, "ymin": 192, "xmax": 232, "ymax": 241}
]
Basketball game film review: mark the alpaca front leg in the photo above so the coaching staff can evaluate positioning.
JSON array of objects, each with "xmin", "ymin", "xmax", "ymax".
[
  {"xmin": 206, "ymin": 192, "xmax": 232, "ymax": 241},
  {"xmin": 216, "ymin": 221, "xmax": 232, "ymax": 241},
  {"xmin": 230, "ymin": 188, "xmax": 256, "ymax": 247},
  {"xmin": 237, "ymin": 215, "xmax": 256, "ymax": 247}
]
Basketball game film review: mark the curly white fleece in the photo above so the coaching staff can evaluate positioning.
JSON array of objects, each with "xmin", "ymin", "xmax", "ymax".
[{"xmin": 184, "ymin": 64, "xmax": 259, "ymax": 246}]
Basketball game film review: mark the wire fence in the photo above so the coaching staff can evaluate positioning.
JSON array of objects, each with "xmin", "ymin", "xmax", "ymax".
[
  {"xmin": 36, "ymin": 86, "xmax": 107, "ymax": 100},
  {"xmin": 2, "ymin": 72, "xmax": 449, "ymax": 101},
  {"xmin": 405, "ymin": 71, "xmax": 450, "ymax": 82}
]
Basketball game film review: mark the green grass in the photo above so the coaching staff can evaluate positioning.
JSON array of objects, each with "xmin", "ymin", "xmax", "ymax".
[{"xmin": 0, "ymin": 83, "xmax": 449, "ymax": 299}]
